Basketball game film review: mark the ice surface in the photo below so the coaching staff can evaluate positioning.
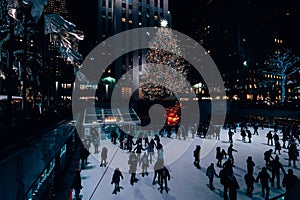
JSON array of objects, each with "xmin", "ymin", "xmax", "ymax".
[{"xmin": 75, "ymin": 127, "xmax": 299, "ymax": 200}]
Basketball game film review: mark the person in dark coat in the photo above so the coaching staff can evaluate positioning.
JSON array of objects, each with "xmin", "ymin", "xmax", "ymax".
[
  {"xmin": 80, "ymin": 147, "xmax": 90, "ymax": 169},
  {"xmin": 110, "ymin": 130, "xmax": 118, "ymax": 145},
  {"xmin": 133, "ymin": 141, "xmax": 146, "ymax": 164},
  {"xmin": 153, "ymin": 159, "xmax": 164, "ymax": 185},
  {"xmin": 274, "ymin": 140, "xmax": 282, "ymax": 155},
  {"xmin": 228, "ymin": 174, "xmax": 239, "ymax": 200},
  {"xmin": 216, "ymin": 147, "xmax": 223, "ymax": 167},
  {"xmin": 221, "ymin": 149, "xmax": 227, "ymax": 159},
  {"xmin": 247, "ymin": 129, "xmax": 252, "ymax": 143},
  {"xmin": 228, "ymin": 129, "xmax": 234, "ymax": 143},
  {"xmin": 270, "ymin": 155, "xmax": 286, "ymax": 189},
  {"xmin": 273, "ymin": 132, "xmax": 279, "ymax": 143},
  {"xmin": 154, "ymin": 134, "xmax": 160, "ymax": 144},
  {"xmin": 288, "ymin": 142, "xmax": 299, "ymax": 167},
  {"xmin": 244, "ymin": 172, "xmax": 255, "ymax": 197},
  {"xmin": 267, "ymin": 131, "xmax": 273, "ymax": 146},
  {"xmin": 118, "ymin": 132, "xmax": 125, "ymax": 150},
  {"xmin": 219, "ymin": 166, "xmax": 231, "ymax": 200},
  {"xmin": 72, "ymin": 169, "xmax": 82, "ymax": 200},
  {"xmin": 193, "ymin": 145, "xmax": 201, "ymax": 169},
  {"xmin": 227, "ymin": 144, "xmax": 238, "ymax": 166},
  {"xmin": 159, "ymin": 165, "xmax": 171, "ymax": 193},
  {"xmin": 206, "ymin": 163, "xmax": 219, "ymax": 190},
  {"xmin": 111, "ymin": 167, "xmax": 124, "ymax": 194},
  {"xmin": 126, "ymin": 136, "xmax": 134, "ymax": 152},
  {"xmin": 253, "ymin": 123, "xmax": 259, "ymax": 135},
  {"xmin": 264, "ymin": 149, "xmax": 274, "ymax": 170},
  {"xmin": 256, "ymin": 167, "xmax": 272, "ymax": 199},
  {"xmin": 282, "ymin": 169, "xmax": 299, "ymax": 195},
  {"xmin": 246, "ymin": 156, "xmax": 255, "ymax": 175},
  {"xmin": 240, "ymin": 128, "xmax": 246, "ymax": 142}
]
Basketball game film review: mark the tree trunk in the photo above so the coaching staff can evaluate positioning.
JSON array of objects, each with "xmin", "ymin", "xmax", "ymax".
[{"xmin": 281, "ymin": 76, "xmax": 286, "ymax": 103}]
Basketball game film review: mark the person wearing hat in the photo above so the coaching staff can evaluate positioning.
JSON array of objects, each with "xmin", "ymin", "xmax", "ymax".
[{"xmin": 111, "ymin": 167, "xmax": 124, "ymax": 194}]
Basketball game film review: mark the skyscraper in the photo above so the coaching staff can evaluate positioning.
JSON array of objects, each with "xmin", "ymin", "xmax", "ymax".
[
  {"xmin": 44, "ymin": 0, "xmax": 74, "ymax": 101},
  {"xmin": 97, "ymin": 0, "xmax": 170, "ymax": 99},
  {"xmin": 44, "ymin": 0, "xmax": 69, "ymax": 19}
]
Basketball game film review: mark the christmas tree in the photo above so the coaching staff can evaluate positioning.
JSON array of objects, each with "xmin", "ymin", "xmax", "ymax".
[{"xmin": 141, "ymin": 20, "xmax": 190, "ymax": 100}]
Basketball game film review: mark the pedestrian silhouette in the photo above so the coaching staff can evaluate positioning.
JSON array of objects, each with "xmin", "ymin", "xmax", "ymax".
[
  {"xmin": 100, "ymin": 147, "xmax": 108, "ymax": 167},
  {"xmin": 264, "ymin": 149, "xmax": 274, "ymax": 170},
  {"xmin": 111, "ymin": 167, "xmax": 124, "ymax": 194},
  {"xmin": 227, "ymin": 144, "xmax": 238, "ymax": 166},
  {"xmin": 244, "ymin": 172, "xmax": 255, "ymax": 197},
  {"xmin": 193, "ymin": 145, "xmax": 201, "ymax": 169},
  {"xmin": 206, "ymin": 163, "xmax": 219, "ymax": 190},
  {"xmin": 256, "ymin": 167, "xmax": 272, "ymax": 199},
  {"xmin": 153, "ymin": 159, "xmax": 164, "ymax": 185},
  {"xmin": 282, "ymin": 169, "xmax": 298, "ymax": 196},
  {"xmin": 159, "ymin": 165, "xmax": 171, "ymax": 193},
  {"xmin": 246, "ymin": 156, "xmax": 255, "ymax": 175},
  {"xmin": 267, "ymin": 131, "xmax": 273, "ymax": 146},
  {"xmin": 270, "ymin": 155, "xmax": 286, "ymax": 189},
  {"xmin": 228, "ymin": 174, "xmax": 239, "ymax": 200}
]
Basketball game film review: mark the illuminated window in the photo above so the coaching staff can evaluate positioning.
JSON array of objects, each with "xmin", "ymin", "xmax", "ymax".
[{"xmin": 247, "ymin": 94, "xmax": 253, "ymax": 100}]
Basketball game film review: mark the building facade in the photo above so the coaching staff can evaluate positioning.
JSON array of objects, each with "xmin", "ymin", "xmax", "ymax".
[
  {"xmin": 44, "ymin": 0, "xmax": 74, "ymax": 101},
  {"xmin": 97, "ymin": 0, "xmax": 170, "ymax": 100}
]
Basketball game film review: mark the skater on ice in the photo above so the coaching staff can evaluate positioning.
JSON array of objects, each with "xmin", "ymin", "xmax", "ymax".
[
  {"xmin": 111, "ymin": 167, "xmax": 124, "ymax": 194},
  {"xmin": 193, "ymin": 145, "xmax": 201, "ymax": 169},
  {"xmin": 206, "ymin": 163, "xmax": 219, "ymax": 190}
]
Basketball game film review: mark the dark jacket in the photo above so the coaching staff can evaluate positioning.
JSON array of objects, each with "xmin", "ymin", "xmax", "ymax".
[
  {"xmin": 111, "ymin": 169, "xmax": 123, "ymax": 184},
  {"xmin": 72, "ymin": 170, "xmax": 82, "ymax": 190},
  {"xmin": 244, "ymin": 173, "xmax": 255, "ymax": 185},
  {"xmin": 160, "ymin": 167, "xmax": 170, "ymax": 180},
  {"xmin": 256, "ymin": 170, "xmax": 271, "ymax": 185}
]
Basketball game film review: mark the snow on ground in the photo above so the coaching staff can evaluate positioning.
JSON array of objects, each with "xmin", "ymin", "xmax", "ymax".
[{"xmin": 75, "ymin": 127, "xmax": 300, "ymax": 200}]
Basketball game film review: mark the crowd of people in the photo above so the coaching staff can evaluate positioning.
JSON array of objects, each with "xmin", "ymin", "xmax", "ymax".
[
  {"xmin": 206, "ymin": 121, "xmax": 300, "ymax": 200},
  {"xmin": 73, "ymin": 119, "xmax": 299, "ymax": 200}
]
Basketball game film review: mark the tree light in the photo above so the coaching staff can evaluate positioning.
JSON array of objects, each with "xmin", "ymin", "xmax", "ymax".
[{"xmin": 160, "ymin": 19, "xmax": 168, "ymax": 27}]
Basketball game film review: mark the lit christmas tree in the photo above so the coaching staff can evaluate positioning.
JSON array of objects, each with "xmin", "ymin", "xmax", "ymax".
[{"xmin": 141, "ymin": 19, "xmax": 190, "ymax": 100}]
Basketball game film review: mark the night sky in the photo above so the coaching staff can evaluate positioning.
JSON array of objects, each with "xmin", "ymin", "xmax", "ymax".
[
  {"xmin": 69, "ymin": 0, "xmax": 299, "ymax": 55},
  {"xmin": 169, "ymin": 0, "xmax": 299, "ymax": 45}
]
